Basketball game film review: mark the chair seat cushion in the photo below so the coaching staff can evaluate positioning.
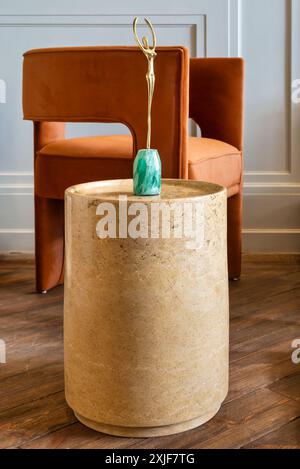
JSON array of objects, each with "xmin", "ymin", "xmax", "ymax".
[
  {"xmin": 35, "ymin": 135, "xmax": 134, "ymax": 198},
  {"xmin": 36, "ymin": 134, "xmax": 241, "ymax": 199},
  {"xmin": 188, "ymin": 137, "xmax": 242, "ymax": 192}
]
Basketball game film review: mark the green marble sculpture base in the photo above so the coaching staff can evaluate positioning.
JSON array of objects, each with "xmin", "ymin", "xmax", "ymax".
[{"xmin": 133, "ymin": 149, "xmax": 161, "ymax": 196}]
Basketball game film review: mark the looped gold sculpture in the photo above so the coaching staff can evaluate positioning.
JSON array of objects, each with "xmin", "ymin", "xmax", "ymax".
[
  {"xmin": 133, "ymin": 17, "xmax": 157, "ymax": 150},
  {"xmin": 132, "ymin": 17, "xmax": 161, "ymax": 196}
]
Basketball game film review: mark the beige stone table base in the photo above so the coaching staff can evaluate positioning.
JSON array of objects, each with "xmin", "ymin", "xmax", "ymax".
[
  {"xmin": 74, "ymin": 405, "xmax": 220, "ymax": 438},
  {"xmin": 64, "ymin": 179, "xmax": 229, "ymax": 438}
]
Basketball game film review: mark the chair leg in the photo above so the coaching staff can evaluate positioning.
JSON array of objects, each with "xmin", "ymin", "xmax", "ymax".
[
  {"xmin": 227, "ymin": 191, "xmax": 242, "ymax": 280},
  {"xmin": 35, "ymin": 196, "xmax": 64, "ymax": 293}
]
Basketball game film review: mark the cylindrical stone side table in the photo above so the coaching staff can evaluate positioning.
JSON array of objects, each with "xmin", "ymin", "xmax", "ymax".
[{"xmin": 64, "ymin": 179, "xmax": 229, "ymax": 437}]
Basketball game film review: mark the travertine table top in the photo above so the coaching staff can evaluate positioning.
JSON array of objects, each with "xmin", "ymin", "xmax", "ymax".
[{"xmin": 66, "ymin": 178, "xmax": 225, "ymax": 202}]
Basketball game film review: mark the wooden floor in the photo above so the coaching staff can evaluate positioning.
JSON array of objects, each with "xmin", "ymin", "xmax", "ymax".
[{"xmin": 0, "ymin": 255, "xmax": 300, "ymax": 449}]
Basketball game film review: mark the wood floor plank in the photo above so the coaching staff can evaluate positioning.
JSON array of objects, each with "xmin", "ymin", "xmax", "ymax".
[
  {"xmin": 129, "ymin": 389, "xmax": 298, "ymax": 449},
  {"xmin": 243, "ymin": 418, "xmax": 300, "ymax": 449},
  {"xmin": 0, "ymin": 307, "xmax": 63, "ymax": 381},
  {"xmin": 0, "ymin": 362, "xmax": 64, "ymax": 414},
  {"xmin": 21, "ymin": 423, "xmax": 98, "ymax": 449},
  {"xmin": 228, "ymin": 356, "xmax": 299, "ymax": 403},
  {"xmin": 0, "ymin": 287, "xmax": 63, "ymax": 316},
  {"xmin": 230, "ymin": 318, "xmax": 300, "ymax": 362},
  {"xmin": 226, "ymin": 330, "xmax": 300, "ymax": 402},
  {"xmin": 120, "ymin": 416, "xmax": 229, "ymax": 450},
  {"xmin": 218, "ymin": 388, "xmax": 290, "ymax": 424},
  {"xmin": 0, "ymin": 391, "xmax": 75, "ymax": 449},
  {"xmin": 229, "ymin": 264, "xmax": 300, "ymax": 317},
  {"xmin": 192, "ymin": 400, "xmax": 300, "ymax": 449},
  {"xmin": 21, "ymin": 422, "xmax": 136, "ymax": 449},
  {"xmin": 0, "ymin": 256, "xmax": 300, "ymax": 448},
  {"xmin": 269, "ymin": 373, "xmax": 300, "ymax": 402}
]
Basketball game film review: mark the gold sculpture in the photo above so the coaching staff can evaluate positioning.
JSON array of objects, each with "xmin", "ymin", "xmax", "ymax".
[{"xmin": 133, "ymin": 17, "xmax": 157, "ymax": 150}]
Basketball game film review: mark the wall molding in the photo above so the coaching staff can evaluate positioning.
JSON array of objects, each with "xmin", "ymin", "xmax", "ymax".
[
  {"xmin": 0, "ymin": 172, "xmax": 34, "ymax": 190},
  {"xmin": 243, "ymin": 229, "xmax": 300, "ymax": 254},
  {"xmin": 243, "ymin": 228, "xmax": 300, "ymax": 235},
  {"xmin": 0, "ymin": 13, "xmax": 208, "ymax": 63},
  {"xmin": 244, "ymin": 0, "xmax": 299, "ymax": 184},
  {"xmin": 0, "ymin": 228, "xmax": 34, "ymax": 234},
  {"xmin": 228, "ymin": 0, "xmax": 241, "ymax": 57},
  {"xmin": 244, "ymin": 181, "xmax": 300, "ymax": 194},
  {"xmin": 0, "ymin": 230, "xmax": 34, "ymax": 251},
  {"xmin": 0, "ymin": 4, "xmax": 219, "ymax": 252},
  {"xmin": 240, "ymin": 0, "xmax": 300, "ymax": 252},
  {"xmin": 1, "ymin": 1, "xmax": 299, "ymax": 253}
]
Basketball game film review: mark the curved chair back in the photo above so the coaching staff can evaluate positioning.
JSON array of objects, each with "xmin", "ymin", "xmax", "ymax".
[
  {"xmin": 190, "ymin": 58, "xmax": 244, "ymax": 151},
  {"xmin": 23, "ymin": 46, "xmax": 189, "ymax": 178}
]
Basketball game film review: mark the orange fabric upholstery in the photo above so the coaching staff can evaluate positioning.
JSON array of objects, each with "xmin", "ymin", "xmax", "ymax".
[
  {"xmin": 36, "ymin": 135, "xmax": 241, "ymax": 200},
  {"xmin": 23, "ymin": 46, "xmax": 189, "ymax": 179},
  {"xmin": 22, "ymin": 47, "xmax": 244, "ymax": 292},
  {"xmin": 188, "ymin": 137, "xmax": 241, "ymax": 190},
  {"xmin": 35, "ymin": 135, "xmax": 133, "ymax": 199},
  {"xmin": 190, "ymin": 58, "xmax": 244, "ymax": 151},
  {"xmin": 190, "ymin": 58, "xmax": 244, "ymax": 279}
]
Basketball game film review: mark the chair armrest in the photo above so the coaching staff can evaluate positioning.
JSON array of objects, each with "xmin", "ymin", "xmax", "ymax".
[
  {"xmin": 190, "ymin": 58, "xmax": 244, "ymax": 151},
  {"xmin": 34, "ymin": 122, "xmax": 65, "ymax": 156}
]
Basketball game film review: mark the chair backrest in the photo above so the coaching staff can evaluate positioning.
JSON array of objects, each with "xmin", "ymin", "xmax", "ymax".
[
  {"xmin": 190, "ymin": 58, "xmax": 244, "ymax": 151},
  {"xmin": 23, "ymin": 46, "xmax": 189, "ymax": 178}
]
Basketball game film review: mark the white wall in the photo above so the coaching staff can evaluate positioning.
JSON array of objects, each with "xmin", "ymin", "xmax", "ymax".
[
  {"xmin": 242, "ymin": 0, "xmax": 300, "ymax": 252},
  {"xmin": 0, "ymin": 0, "xmax": 299, "ymax": 252}
]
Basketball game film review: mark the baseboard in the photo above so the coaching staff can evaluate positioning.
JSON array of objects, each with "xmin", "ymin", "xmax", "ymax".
[
  {"xmin": 0, "ymin": 251, "xmax": 34, "ymax": 263},
  {"xmin": 0, "ymin": 230, "xmax": 34, "ymax": 252},
  {"xmin": 243, "ymin": 252, "xmax": 300, "ymax": 264},
  {"xmin": 243, "ymin": 229, "xmax": 300, "ymax": 253}
]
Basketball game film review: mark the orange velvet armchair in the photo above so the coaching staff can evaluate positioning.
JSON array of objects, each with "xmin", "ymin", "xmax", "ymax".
[{"xmin": 23, "ymin": 46, "xmax": 244, "ymax": 293}]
